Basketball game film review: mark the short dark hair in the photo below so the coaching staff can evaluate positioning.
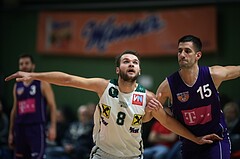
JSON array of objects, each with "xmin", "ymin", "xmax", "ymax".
[
  {"xmin": 115, "ymin": 50, "xmax": 140, "ymax": 67},
  {"xmin": 19, "ymin": 54, "xmax": 35, "ymax": 64},
  {"xmin": 178, "ymin": 35, "xmax": 202, "ymax": 52}
]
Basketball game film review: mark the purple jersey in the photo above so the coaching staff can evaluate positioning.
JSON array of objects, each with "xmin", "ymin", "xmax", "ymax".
[
  {"xmin": 15, "ymin": 80, "xmax": 47, "ymax": 124},
  {"xmin": 167, "ymin": 66, "xmax": 230, "ymax": 154}
]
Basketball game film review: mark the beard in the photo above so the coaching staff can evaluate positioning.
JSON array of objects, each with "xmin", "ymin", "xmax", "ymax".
[{"xmin": 119, "ymin": 70, "xmax": 139, "ymax": 82}]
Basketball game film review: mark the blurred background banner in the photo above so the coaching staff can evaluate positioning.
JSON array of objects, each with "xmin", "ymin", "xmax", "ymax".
[{"xmin": 37, "ymin": 5, "xmax": 217, "ymax": 57}]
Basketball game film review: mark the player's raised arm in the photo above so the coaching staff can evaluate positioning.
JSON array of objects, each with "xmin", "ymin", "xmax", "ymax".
[{"xmin": 5, "ymin": 71, "xmax": 109, "ymax": 97}]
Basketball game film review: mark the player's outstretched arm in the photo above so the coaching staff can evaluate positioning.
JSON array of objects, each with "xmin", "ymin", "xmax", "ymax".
[
  {"xmin": 150, "ymin": 99, "xmax": 222, "ymax": 145},
  {"xmin": 5, "ymin": 71, "xmax": 108, "ymax": 96}
]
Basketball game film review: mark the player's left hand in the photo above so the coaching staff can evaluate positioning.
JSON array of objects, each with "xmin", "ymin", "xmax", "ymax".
[{"xmin": 145, "ymin": 98, "xmax": 163, "ymax": 113}]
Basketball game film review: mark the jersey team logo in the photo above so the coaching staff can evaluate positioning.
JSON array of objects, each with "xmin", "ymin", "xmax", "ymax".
[
  {"xmin": 101, "ymin": 104, "xmax": 111, "ymax": 118},
  {"xmin": 177, "ymin": 91, "xmax": 189, "ymax": 102},
  {"xmin": 132, "ymin": 94, "xmax": 143, "ymax": 106},
  {"xmin": 181, "ymin": 105, "xmax": 212, "ymax": 125},
  {"xmin": 132, "ymin": 114, "xmax": 143, "ymax": 126}
]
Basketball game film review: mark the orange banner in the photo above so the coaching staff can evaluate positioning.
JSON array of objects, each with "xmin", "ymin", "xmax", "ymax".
[{"xmin": 37, "ymin": 6, "xmax": 217, "ymax": 57}]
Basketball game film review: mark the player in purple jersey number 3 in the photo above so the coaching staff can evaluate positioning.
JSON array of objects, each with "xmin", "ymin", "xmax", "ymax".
[{"xmin": 8, "ymin": 54, "xmax": 57, "ymax": 159}]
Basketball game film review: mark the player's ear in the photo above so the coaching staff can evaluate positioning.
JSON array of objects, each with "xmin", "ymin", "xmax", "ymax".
[
  {"xmin": 32, "ymin": 64, "xmax": 36, "ymax": 72},
  {"xmin": 196, "ymin": 51, "xmax": 202, "ymax": 60},
  {"xmin": 116, "ymin": 67, "xmax": 119, "ymax": 75}
]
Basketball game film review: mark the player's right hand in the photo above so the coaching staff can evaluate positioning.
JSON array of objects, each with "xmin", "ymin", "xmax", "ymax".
[
  {"xmin": 196, "ymin": 133, "xmax": 223, "ymax": 145},
  {"xmin": 5, "ymin": 71, "xmax": 32, "ymax": 82}
]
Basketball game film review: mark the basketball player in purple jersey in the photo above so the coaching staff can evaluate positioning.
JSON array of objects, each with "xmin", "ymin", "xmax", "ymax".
[
  {"xmin": 149, "ymin": 35, "xmax": 240, "ymax": 159},
  {"xmin": 8, "ymin": 54, "xmax": 57, "ymax": 159}
]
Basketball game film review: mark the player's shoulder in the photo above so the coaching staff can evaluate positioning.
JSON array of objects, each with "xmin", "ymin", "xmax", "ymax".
[
  {"xmin": 209, "ymin": 65, "xmax": 222, "ymax": 71},
  {"xmin": 97, "ymin": 78, "xmax": 110, "ymax": 87},
  {"xmin": 159, "ymin": 78, "xmax": 170, "ymax": 90},
  {"xmin": 208, "ymin": 65, "xmax": 225, "ymax": 76}
]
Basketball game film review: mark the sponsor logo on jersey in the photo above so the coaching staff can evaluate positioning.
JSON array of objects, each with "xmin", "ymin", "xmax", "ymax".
[
  {"xmin": 18, "ymin": 98, "xmax": 36, "ymax": 114},
  {"xmin": 181, "ymin": 105, "xmax": 212, "ymax": 126},
  {"xmin": 129, "ymin": 127, "xmax": 139, "ymax": 133},
  {"xmin": 132, "ymin": 94, "xmax": 143, "ymax": 106},
  {"xmin": 109, "ymin": 87, "xmax": 118, "ymax": 98},
  {"xmin": 101, "ymin": 116, "xmax": 108, "ymax": 126},
  {"xmin": 101, "ymin": 104, "xmax": 111, "ymax": 118},
  {"xmin": 177, "ymin": 91, "xmax": 189, "ymax": 102},
  {"xmin": 132, "ymin": 114, "xmax": 143, "ymax": 126},
  {"xmin": 17, "ymin": 87, "xmax": 24, "ymax": 95}
]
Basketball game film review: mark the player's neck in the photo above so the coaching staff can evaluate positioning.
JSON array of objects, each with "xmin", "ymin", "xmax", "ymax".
[
  {"xmin": 23, "ymin": 80, "xmax": 34, "ymax": 86},
  {"xmin": 118, "ymin": 79, "xmax": 137, "ymax": 93},
  {"xmin": 179, "ymin": 65, "xmax": 199, "ymax": 86}
]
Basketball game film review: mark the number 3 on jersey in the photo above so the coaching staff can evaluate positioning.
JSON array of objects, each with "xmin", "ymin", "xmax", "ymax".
[{"xmin": 197, "ymin": 84, "xmax": 212, "ymax": 99}]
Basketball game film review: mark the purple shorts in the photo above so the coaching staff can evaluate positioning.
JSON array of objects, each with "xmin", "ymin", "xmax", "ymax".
[
  {"xmin": 14, "ymin": 123, "xmax": 46, "ymax": 159},
  {"xmin": 181, "ymin": 134, "xmax": 231, "ymax": 159}
]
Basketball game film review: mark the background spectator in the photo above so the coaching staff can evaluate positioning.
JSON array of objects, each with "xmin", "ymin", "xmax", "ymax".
[{"xmin": 223, "ymin": 102, "xmax": 240, "ymax": 155}]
